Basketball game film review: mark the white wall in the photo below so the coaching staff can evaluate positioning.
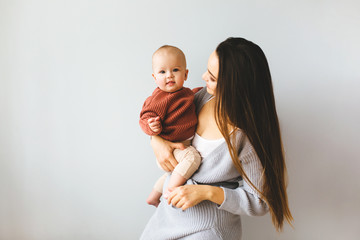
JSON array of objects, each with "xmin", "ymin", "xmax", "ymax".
[{"xmin": 1, "ymin": 0, "xmax": 359, "ymax": 239}]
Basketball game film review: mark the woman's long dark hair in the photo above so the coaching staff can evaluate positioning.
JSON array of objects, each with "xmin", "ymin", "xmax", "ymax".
[{"xmin": 215, "ymin": 37, "xmax": 293, "ymax": 231}]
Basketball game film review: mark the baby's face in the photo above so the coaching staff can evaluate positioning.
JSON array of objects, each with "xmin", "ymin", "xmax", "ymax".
[{"xmin": 152, "ymin": 50, "xmax": 188, "ymax": 93}]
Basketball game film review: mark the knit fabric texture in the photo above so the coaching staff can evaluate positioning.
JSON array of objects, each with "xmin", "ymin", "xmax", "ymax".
[
  {"xmin": 139, "ymin": 87, "xmax": 197, "ymax": 142},
  {"xmin": 140, "ymin": 87, "xmax": 269, "ymax": 240}
]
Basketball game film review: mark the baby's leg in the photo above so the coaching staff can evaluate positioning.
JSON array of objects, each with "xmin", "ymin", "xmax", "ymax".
[
  {"xmin": 147, "ymin": 173, "xmax": 168, "ymax": 207},
  {"xmin": 164, "ymin": 146, "xmax": 201, "ymax": 198},
  {"xmin": 163, "ymin": 172, "xmax": 187, "ymax": 198},
  {"xmin": 146, "ymin": 189, "xmax": 162, "ymax": 207}
]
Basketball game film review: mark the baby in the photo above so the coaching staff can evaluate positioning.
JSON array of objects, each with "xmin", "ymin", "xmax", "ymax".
[{"xmin": 139, "ymin": 45, "xmax": 201, "ymax": 207}]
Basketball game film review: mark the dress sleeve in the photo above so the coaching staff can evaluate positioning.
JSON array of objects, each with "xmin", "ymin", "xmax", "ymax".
[{"xmin": 217, "ymin": 143, "xmax": 269, "ymax": 216}]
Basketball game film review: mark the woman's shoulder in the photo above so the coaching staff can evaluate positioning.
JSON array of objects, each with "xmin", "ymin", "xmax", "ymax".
[
  {"xmin": 193, "ymin": 87, "xmax": 212, "ymax": 114},
  {"xmin": 192, "ymin": 87, "xmax": 203, "ymax": 94}
]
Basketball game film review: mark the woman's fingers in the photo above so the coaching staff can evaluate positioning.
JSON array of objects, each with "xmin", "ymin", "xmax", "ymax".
[
  {"xmin": 167, "ymin": 155, "xmax": 178, "ymax": 170},
  {"xmin": 158, "ymin": 157, "xmax": 172, "ymax": 172},
  {"xmin": 150, "ymin": 136, "xmax": 182, "ymax": 171},
  {"xmin": 176, "ymin": 198, "xmax": 188, "ymax": 210},
  {"xmin": 168, "ymin": 190, "xmax": 180, "ymax": 206},
  {"xmin": 158, "ymin": 153, "xmax": 175, "ymax": 171},
  {"xmin": 168, "ymin": 187, "xmax": 187, "ymax": 209},
  {"xmin": 166, "ymin": 185, "xmax": 209, "ymax": 210},
  {"xmin": 171, "ymin": 142, "xmax": 186, "ymax": 151},
  {"xmin": 164, "ymin": 161, "xmax": 173, "ymax": 172},
  {"xmin": 151, "ymin": 136, "xmax": 174, "ymax": 171},
  {"xmin": 161, "ymin": 150, "xmax": 177, "ymax": 171},
  {"xmin": 166, "ymin": 142, "xmax": 184, "ymax": 168}
]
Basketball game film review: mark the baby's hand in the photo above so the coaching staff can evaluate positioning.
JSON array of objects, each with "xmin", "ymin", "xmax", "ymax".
[{"xmin": 148, "ymin": 116, "xmax": 162, "ymax": 133}]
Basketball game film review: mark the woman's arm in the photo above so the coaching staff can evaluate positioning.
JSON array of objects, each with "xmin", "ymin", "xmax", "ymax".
[
  {"xmin": 150, "ymin": 135, "xmax": 186, "ymax": 172},
  {"xmin": 167, "ymin": 183, "xmax": 268, "ymax": 216},
  {"xmin": 218, "ymin": 186, "xmax": 268, "ymax": 216},
  {"xmin": 167, "ymin": 185, "xmax": 225, "ymax": 211},
  {"xmin": 217, "ymin": 147, "xmax": 269, "ymax": 216},
  {"xmin": 167, "ymin": 142, "xmax": 269, "ymax": 216}
]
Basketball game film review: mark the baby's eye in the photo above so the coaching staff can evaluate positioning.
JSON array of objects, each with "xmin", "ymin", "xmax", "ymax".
[
  {"xmin": 159, "ymin": 70, "xmax": 165, "ymax": 74},
  {"xmin": 173, "ymin": 68, "xmax": 179, "ymax": 72}
]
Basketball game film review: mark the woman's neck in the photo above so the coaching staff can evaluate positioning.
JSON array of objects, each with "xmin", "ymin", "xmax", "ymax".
[{"xmin": 196, "ymin": 98, "xmax": 223, "ymax": 140}]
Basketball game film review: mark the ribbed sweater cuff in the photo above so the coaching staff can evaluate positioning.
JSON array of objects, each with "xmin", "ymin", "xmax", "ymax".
[
  {"xmin": 217, "ymin": 187, "xmax": 268, "ymax": 216},
  {"xmin": 217, "ymin": 187, "xmax": 236, "ymax": 213}
]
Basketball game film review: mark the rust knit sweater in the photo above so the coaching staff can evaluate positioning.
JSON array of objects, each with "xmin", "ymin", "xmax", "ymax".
[{"xmin": 139, "ymin": 87, "xmax": 198, "ymax": 142}]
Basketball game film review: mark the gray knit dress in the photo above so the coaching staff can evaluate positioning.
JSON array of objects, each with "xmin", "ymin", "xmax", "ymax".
[{"xmin": 140, "ymin": 87, "xmax": 269, "ymax": 240}]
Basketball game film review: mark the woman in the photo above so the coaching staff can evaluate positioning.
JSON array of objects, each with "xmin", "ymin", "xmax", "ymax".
[{"xmin": 140, "ymin": 37, "xmax": 293, "ymax": 239}]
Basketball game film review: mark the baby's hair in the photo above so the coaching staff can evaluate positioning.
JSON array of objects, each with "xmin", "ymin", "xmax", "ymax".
[
  {"xmin": 152, "ymin": 45, "xmax": 187, "ymax": 68},
  {"xmin": 154, "ymin": 45, "xmax": 184, "ymax": 55}
]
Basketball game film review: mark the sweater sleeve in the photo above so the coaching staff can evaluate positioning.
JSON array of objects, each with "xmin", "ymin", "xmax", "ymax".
[
  {"xmin": 218, "ymin": 186, "xmax": 268, "ymax": 216},
  {"xmin": 139, "ymin": 94, "xmax": 165, "ymax": 136},
  {"xmin": 217, "ymin": 147, "xmax": 269, "ymax": 216}
]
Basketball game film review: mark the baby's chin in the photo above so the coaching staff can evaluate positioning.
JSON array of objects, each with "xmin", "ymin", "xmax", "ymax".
[{"xmin": 161, "ymin": 85, "xmax": 183, "ymax": 93}]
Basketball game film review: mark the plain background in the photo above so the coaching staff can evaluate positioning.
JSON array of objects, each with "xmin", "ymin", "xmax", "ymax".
[{"xmin": 1, "ymin": 0, "xmax": 359, "ymax": 239}]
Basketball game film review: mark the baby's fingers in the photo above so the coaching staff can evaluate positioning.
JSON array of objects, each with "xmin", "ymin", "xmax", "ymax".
[
  {"xmin": 148, "ymin": 116, "xmax": 160, "ymax": 124},
  {"xmin": 149, "ymin": 121, "xmax": 161, "ymax": 133},
  {"xmin": 151, "ymin": 127, "xmax": 161, "ymax": 133}
]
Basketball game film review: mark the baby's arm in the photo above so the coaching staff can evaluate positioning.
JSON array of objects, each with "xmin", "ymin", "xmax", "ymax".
[
  {"xmin": 148, "ymin": 116, "xmax": 162, "ymax": 133},
  {"xmin": 139, "ymin": 93, "xmax": 166, "ymax": 136}
]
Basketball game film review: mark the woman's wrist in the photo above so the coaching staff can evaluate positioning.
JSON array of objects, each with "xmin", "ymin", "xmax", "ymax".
[{"xmin": 204, "ymin": 185, "xmax": 225, "ymax": 205}]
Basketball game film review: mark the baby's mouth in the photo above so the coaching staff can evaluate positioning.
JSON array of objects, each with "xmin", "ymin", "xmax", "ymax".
[{"xmin": 166, "ymin": 81, "xmax": 175, "ymax": 85}]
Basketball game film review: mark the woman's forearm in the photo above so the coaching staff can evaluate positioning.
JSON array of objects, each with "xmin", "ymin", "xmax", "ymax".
[{"xmin": 167, "ymin": 184, "xmax": 225, "ymax": 210}]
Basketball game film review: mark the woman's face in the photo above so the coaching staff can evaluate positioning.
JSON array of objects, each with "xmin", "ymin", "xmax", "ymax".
[{"xmin": 202, "ymin": 51, "xmax": 219, "ymax": 96}]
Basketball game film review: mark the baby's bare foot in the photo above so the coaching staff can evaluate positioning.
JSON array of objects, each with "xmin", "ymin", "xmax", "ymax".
[
  {"xmin": 146, "ymin": 189, "xmax": 162, "ymax": 207},
  {"xmin": 146, "ymin": 197, "xmax": 160, "ymax": 207}
]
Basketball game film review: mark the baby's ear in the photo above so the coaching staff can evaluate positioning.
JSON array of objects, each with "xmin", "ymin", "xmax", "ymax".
[
  {"xmin": 152, "ymin": 73, "xmax": 156, "ymax": 80},
  {"xmin": 184, "ymin": 69, "xmax": 189, "ymax": 80}
]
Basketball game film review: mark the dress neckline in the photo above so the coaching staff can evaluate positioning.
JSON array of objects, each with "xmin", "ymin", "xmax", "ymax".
[{"xmin": 194, "ymin": 132, "xmax": 224, "ymax": 142}]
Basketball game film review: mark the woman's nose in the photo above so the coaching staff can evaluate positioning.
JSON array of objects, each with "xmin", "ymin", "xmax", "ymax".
[{"xmin": 202, "ymin": 72, "xmax": 207, "ymax": 82}]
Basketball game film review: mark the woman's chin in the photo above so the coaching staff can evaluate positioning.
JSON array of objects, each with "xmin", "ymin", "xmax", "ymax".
[{"xmin": 206, "ymin": 87, "xmax": 214, "ymax": 95}]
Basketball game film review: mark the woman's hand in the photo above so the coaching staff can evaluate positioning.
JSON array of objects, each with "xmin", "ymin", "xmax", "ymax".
[
  {"xmin": 150, "ymin": 135, "xmax": 185, "ymax": 172},
  {"xmin": 167, "ymin": 185, "xmax": 225, "ymax": 211}
]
